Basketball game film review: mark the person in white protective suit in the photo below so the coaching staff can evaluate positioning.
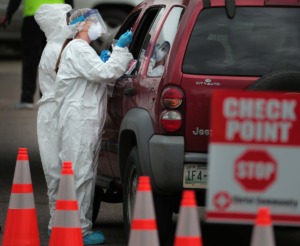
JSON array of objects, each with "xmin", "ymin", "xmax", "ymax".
[
  {"xmin": 147, "ymin": 40, "xmax": 171, "ymax": 77},
  {"xmin": 54, "ymin": 8, "xmax": 133, "ymax": 245},
  {"xmin": 34, "ymin": 3, "xmax": 72, "ymax": 236}
]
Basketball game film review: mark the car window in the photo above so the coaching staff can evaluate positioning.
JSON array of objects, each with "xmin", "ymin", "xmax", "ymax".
[
  {"xmin": 114, "ymin": 10, "xmax": 141, "ymax": 41},
  {"xmin": 147, "ymin": 7, "xmax": 185, "ymax": 77},
  {"xmin": 129, "ymin": 7, "xmax": 165, "ymax": 76},
  {"xmin": 183, "ymin": 7, "xmax": 300, "ymax": 77}
]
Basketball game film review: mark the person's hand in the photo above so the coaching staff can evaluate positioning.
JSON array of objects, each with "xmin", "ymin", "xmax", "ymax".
[
  {"xmin": 100, "ymin": 50, "xmax": 111, "ymax": 63},
  {"xmin": 116, "ymin": 30, "xmax": 133, "ymax": 48},
  {"xmin": 0, "ymin": 15, "xmax": 11, "ymax": 29}
]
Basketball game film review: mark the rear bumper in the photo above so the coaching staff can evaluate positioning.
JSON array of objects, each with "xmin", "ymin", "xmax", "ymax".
[{"xmin": 149, "ymin": 135, "xmax": 208, "ymax": 194}]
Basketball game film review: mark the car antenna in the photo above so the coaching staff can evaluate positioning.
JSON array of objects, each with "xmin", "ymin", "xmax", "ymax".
[{"xmin": 225, "ymin": 0, "xmax": 236, "ymax": 19}]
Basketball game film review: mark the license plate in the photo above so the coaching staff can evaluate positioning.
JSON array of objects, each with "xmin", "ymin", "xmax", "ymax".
[{"xmin": 183, "ymin": 164, "xmax": 208, "ymax": 188}]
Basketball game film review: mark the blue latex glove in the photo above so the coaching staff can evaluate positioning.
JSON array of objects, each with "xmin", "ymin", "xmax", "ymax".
[
  {"xmin": 116, "ymin": 30, "xmax": 133, "ymax": 48},
  {"xmin": 100, "ymin": 50, "xmax": 111, "ymax": 63}
]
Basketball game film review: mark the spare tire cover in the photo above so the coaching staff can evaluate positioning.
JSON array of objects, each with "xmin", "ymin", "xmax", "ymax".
[{"xmin": 248, "ymin": 70, "xmax": 300, "ymax": 92}]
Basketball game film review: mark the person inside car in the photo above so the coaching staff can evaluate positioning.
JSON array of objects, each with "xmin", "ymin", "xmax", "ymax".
[{"xmin": 147, "ymin": 40, "xmax": 171, "ymax": 77}]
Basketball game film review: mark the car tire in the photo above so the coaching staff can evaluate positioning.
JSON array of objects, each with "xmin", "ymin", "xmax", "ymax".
[
  {"xmin": 123, "ymin": 146, "xmax": 140, "ymax": 238},
  {"xmin": 122, "ymin": 146, "xmax": 175, "ymax": 245},
  {"xmin": 248, "ymin": 70, "xmax": 300, "ymax": 91},
  {"xmin": 92, "ymin": 186, "xmax": 104, "ymax": 224}
]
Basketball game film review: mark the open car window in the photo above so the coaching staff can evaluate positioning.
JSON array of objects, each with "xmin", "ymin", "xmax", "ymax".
[{"xmin": 126, "ymin": 6, "xmax": 165, "ymax": 76}]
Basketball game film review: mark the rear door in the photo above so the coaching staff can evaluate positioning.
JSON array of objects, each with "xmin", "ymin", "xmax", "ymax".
[{"xmin": 181, "ymin": 6, "xmax": 300, "ymax": 152}]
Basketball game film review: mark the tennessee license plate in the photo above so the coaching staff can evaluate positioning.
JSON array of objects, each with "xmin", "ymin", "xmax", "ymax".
[{"xmin": 183, "ymin": 164, "xmax": 208, "ymax": 188}]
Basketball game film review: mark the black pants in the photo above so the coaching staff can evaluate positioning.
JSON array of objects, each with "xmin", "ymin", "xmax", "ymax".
[{"xmin": 20, "ymin": 16, "xmax": 46, "ymax": 103}]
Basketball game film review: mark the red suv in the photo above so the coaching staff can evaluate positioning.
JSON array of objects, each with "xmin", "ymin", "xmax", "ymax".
[{"xmin": 94, "ymin": 0, "xmax": 300, "ymax": 244}]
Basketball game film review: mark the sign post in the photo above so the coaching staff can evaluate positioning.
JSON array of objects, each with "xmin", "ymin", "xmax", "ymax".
[{"xmin": 206, "ymin": 90, "xmax": 300, "ymax": 225}]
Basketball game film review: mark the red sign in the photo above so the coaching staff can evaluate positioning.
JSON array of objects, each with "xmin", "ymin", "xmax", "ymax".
[
  {"xmin": 210, "ymin": 90, "xmax": 300, "ymax": 146},
  {"xmin": 234, "ymin": 149, "xmax": 277, "ymax": 191},
  {"xmin": 213, "ymin": 192, "xmax": 232, "ymax": 210}
]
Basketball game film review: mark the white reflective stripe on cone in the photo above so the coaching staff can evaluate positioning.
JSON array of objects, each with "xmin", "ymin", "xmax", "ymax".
[
  {"xmin": 53, "ymin": 210, "xmax": 81, "ymax": 228},
  {"xmin": 250, "ymin": 226, "xmax": 275, "ymax": 246},
  {"xmin": 132, "ymin": 192, "xmax": 156, "ymax": 219},
  {"xmin": 129, "ymin": 231, "xmax": 159, "ymax": 244},
  {"xmin": 8, "ymin": 193, "xmax": 36, "ymax": 209},
  {"xmin": 13, "ymin": 159, "xmax": 32, "ymax": 184},
  {"xmin": 57, "ymin": 175, "xmax": 77, "ymax": 200},
  {"xmin": 176, "ymin": 207, "xmax": 201, "ymax": 237}
]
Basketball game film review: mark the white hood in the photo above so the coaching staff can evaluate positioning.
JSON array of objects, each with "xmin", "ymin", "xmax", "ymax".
[{"xmin": 34, "ymin": 4, "xmax": 72, "ymax": 42}]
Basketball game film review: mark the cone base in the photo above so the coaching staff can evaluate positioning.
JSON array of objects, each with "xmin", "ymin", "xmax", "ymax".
[
  {"xmin": 2, "ymin": 209, "xmax": 40, "ymax": 246},
  {"xmin": 49, "ymin": 228, "xmax": 83, "ymax": 246}
]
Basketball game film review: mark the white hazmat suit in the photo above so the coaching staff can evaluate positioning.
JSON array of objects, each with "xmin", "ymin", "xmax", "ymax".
[
  {"xmin": 147, "ymin": 58, "xmax": 165, "ymax": 77},
  {"xmin": 54, "ymin": 39, "xmax": 133, "ymax": 235},
  {"xmin": 34, "ymin": 3, "xmax": 72, "ymax": 230}
]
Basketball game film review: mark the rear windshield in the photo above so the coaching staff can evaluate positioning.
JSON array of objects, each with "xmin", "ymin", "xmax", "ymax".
[{"xmin": 183, "ymin": 7, "xmax": 300, "ymax": 76}]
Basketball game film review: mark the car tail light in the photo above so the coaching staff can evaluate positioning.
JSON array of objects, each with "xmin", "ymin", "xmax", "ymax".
[
  {"xmin": 162, "ymin": 87, "xmax": 183, "ymax": 109},
  {"xmin": 161, "ymin": 111, "xmax": 182, "ymax": 132}
]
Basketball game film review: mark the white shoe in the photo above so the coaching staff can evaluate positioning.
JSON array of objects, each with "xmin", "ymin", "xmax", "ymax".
[{"xmin": 14, "ymin": 102, "xmax": 34, "ymax": 110}]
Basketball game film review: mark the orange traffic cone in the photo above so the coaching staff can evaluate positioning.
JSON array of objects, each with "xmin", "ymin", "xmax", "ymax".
[
  {"xmin": 2, "ymin": 148, "xmax": 40, "ymax": 246},
  {"xmin": 18, "ymin": 147, "xmax": 28, "ymax": 154},
  {"xmin": 49, "ymin": 161, "xmax": 83, "ymax": 246},
  {"xmin": 128, "ymin": 176, "xmax": 159, "ymax": 246},
  {"xmin": 250, "ymin": 207, "xmax": 275, "ymax": 246},
  {"xmin": 174, "ymin": 190, "xmax": 202, "ymax": 246}
]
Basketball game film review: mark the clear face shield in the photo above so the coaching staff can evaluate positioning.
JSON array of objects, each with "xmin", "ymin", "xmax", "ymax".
[
  {"xmin": 83, "ymin": 9, "xmax": 110, "ymax": 40},
  {"xmin": 66, "ymin": 9, "xmax": 76, "ymax": 25}
]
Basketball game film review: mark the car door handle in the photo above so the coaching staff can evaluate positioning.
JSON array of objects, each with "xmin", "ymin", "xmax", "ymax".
[{"xmin": 123, "ymin": 87, "xmax": 136, "ymax": 97}]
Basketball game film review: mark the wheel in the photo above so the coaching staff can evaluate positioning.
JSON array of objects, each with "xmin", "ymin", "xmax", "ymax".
[
  {"xmin": 92, "ymin": 186, "xmax": 104, "ymax": 224},
  {"xmin": 123, "ymin": 146, "xmax": 140, "ymax": 235},
  {"xmin": 122, "ymin": 146, "xmax": 174, "ymax": 245},
  {"xmin": 248, "ymin": 70, "xmax": 300, "ymax": 92}
]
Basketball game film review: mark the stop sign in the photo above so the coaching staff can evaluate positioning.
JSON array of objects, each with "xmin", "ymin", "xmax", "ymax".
[{"xmin": 234, "ymin": 149, "xmax": 277, "ymax": 191}]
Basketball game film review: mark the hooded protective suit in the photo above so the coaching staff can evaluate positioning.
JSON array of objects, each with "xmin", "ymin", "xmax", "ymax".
[
  {"xmin": 34, "ymin": 3, "xmax": 72, "ymax": 230},
  {"xmin": 54, "ymin": 39, "xmax": 133, "ymax": 235}
]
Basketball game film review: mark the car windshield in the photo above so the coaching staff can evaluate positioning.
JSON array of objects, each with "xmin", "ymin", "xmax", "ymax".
[{"xmin": 183, "ymin": 7, "xmax": 300, "ymax": 76}]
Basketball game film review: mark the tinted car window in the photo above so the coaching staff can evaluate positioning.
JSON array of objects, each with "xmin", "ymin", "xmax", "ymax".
[
  {"xmin": 183, "ymin": 7, "xmax": 300, "ymax": 76},
  {"xmin": 147, "ymin": 7, "xmax": 184, "ymax": 77}
]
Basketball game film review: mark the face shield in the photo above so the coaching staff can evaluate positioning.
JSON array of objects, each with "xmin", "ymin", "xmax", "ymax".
[
  {"xmin": 83, "ymin": 9, "xmax": 110, "ymax": 40},
  {"xmin": 66, "ymin": 9, "xmax": 76, "ymax": 25}
]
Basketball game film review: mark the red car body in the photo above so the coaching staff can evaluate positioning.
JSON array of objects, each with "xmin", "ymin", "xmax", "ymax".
[{"xmin": 94, "ymin": 0, "xmax": 300, "ymax": 240}]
